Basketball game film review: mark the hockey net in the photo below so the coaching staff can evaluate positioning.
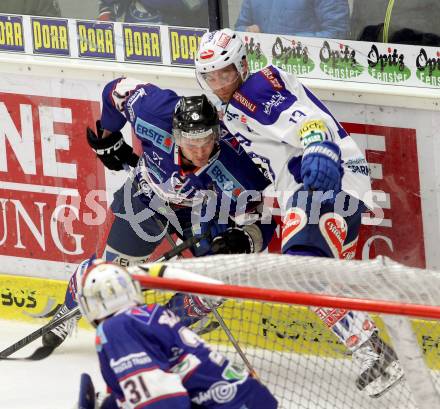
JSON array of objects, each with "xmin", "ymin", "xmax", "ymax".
[{"xmin": 132, "ymin": 254, "xmax": 440, "ymax": 409}]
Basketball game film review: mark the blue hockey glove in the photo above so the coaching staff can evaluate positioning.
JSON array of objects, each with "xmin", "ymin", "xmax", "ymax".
[
  {"xmin": 191, "ymin": 220, "xmax": 229, "ymax": 257},
  {"xmin": 301, "ymin": 141, "xmax": 343, "ymax": 192},
  {"xmin": 77, "ymin": 373, "xmax": 116, "ymax": 409}
]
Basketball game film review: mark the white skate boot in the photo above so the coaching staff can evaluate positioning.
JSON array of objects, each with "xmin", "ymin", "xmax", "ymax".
[{"xmin": 353, "ymin": 331, "xmax": 405, "ymax": 397}]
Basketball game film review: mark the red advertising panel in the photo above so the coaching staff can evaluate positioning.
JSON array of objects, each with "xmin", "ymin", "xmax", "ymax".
[
  {"xmin": 346, "ymin": 122, "xmax": 425, "ymax": 268},
  {"xmin": 0, "ymin": 92, "xmax": 106, "ymax": 263}
]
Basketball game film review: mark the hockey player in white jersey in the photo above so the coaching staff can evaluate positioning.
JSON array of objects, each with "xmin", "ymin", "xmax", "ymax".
[{"xmin": 194, "ymin": 28, "xmax": 404, "ymax": 397}]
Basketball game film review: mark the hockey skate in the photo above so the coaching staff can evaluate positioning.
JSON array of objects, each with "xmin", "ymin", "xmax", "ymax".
[
  {"xmin": 353, "ymin": 331, "xmax": 404, "ymax": 398},
  {"xmin": 42, "ymin": 304, "xmax": 81, "ymax": 348}
]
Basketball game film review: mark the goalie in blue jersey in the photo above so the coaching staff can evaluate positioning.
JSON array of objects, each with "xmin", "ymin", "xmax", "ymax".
[{"xmin": 75, "ymin": 260, "xmax": 278, "ymax": 409}]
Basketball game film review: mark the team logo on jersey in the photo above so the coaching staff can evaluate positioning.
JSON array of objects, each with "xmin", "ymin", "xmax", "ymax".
[
  {"xmin": 110, "ymin": 352, "xmax": 152, "ymax": 374},
  {"xmin": 281, "ymin": 207, "xmax": 307, "ymax": 248},
  {"xmin": 262, "ymin": 91, "xmax": 286, "ymax": 115},
  {"xmin": 232, "ymin": 91, "xmax": 257, "ymax": 113},
  {"xmin": 345, "ymin": 157, "xmax": 370, "ymax": 176},
  {"xmin": 135, "ymin": 117, "xmax": 173, "ymax": 153},
  {"xmin": 319, "ymin": 213, "xmax": 347, "ymax": 258},
  {"xmin": 207, "ymin": 161, "xmax": 244, "ymax": 201},
  {"xmin": 222, "ymin": 362, "xmax": 247, "ymax": 381},
  {"xmin": 299, "ymin": 120, "xmax": 328, "ymax": 147},
  {"xmin": 192, "ymin": 381, "xmax": 238, "ymax": 405},
  {"xmin": 170, "ymin": 354, "xmax": 201, "ymax": 379},
  {"xmin": 260, "ymin": 66, "xmax": 283, "ymax": 90},
  {"xmin": 224, "ymin": 111, "xmax": 239, "ymax": 121}
]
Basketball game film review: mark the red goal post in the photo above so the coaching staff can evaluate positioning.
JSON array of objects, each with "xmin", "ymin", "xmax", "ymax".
[{"xmin": 130, "ymin": 254, "xmax": 440, "ymax": 409}]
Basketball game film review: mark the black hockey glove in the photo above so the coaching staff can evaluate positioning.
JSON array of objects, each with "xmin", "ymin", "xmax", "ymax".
[
  {"xmin": 86, "ymin": 120, "xmax": 139, "ymax": 171},
  {"xmin": 211, "ymin": 227, "xmax": 254, "ymax": 254}
]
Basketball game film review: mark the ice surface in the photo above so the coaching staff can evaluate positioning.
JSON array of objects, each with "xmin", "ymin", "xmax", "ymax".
[{"xmin": 0, "ymin": 320, "xmax": 104, "ymax": 409}]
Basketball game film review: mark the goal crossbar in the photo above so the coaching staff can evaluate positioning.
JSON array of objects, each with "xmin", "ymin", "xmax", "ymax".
[{"xmin": 133, "ymin": 274, "xmax": 440, "ymax": 320}]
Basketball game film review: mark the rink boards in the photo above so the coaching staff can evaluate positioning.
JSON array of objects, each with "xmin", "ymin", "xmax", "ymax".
[{"xmin": 1, "ymin": 272, "xmax": 439, "ymax": 371}]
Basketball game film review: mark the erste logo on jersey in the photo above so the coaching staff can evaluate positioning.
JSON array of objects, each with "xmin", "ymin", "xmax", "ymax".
[
  {"xmin": 207, "ymin": 161, "xmax": 244, "ymax": 201},
  {"xmin": 260, "ymin": 67, "xmax": 283, "ymax": 90},
  {"xmin": 135, "ymin": 117, "xmax": 173, "ymax": 153}
]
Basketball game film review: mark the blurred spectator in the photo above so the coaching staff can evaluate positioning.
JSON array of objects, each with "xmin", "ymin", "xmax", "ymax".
[
  {"xmin": 351, "ymin": 0, "xmax": 440, "ymax": 46},
  {"xmin": 0, "ymin": 0, "xmax": 61, "ymax": 17},
  {"xmin": 98, "ymin": 0, "xmax": 208, "ymax": 27},
  {"xmin": 234, "ymin": 0, "xmax": 349, "ymax": 39}
]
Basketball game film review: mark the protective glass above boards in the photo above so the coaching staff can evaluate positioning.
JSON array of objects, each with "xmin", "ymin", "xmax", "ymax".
[
  {"xmin": 0, "ymin": 0, "xmax": 209, "ymax": 28},
  {"xmin": 0, "ymin": 0, "xmax": 439, "ymax": 89},
  {"xmin": 227, "ymin": 0, "xmax": 440, "ymax": 47}
]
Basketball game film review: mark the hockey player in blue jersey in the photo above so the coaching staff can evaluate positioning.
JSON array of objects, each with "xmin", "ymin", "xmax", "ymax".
[
  {"xmin": 195, "ymin": 28, "xmax": 404, "ymax": 397},
  {"xmin": 75, "ymin": 260, "xmax": 278, "ymax": 409},
  {"xmin": 42, "ymin": 81, "xmax": 275, "ymax": 351}
]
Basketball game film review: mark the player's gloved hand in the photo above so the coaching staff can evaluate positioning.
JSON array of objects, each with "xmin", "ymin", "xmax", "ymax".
[
  {"xmin": 300, "ymin": 141, "xmax": 343, "ymax": 192},
  {"xmin": 86, "ymin": 120, "xmax": 139, "ymax": 171},
  {"xmin": 191, "ymin": 220, "xmax": 229, "ymax": 257},
  {"xmin": 211, "ymin": 227, "xmax": 254, "ymax": 254}
]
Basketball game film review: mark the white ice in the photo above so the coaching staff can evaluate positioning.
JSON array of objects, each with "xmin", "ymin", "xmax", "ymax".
[
  {"xmin": 0, "ymin": 319, "xmax": 104, "ymax": 409},
  {"xmin": 0, "ymin": 319, "xmax": 433, "ymax": 409}
]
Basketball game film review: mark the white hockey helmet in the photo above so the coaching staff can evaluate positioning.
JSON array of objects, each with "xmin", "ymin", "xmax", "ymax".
[
  {"xmin": 77, "ymin": 260, "xmax": 143, "ymax": 327},
  {"xmin": 195, "ymin": 28, "xmax": 248, "ymax": 91}
]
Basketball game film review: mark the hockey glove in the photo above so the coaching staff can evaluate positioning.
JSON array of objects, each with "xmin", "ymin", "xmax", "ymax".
[
  {"xmin": 86, "ymin": 120, "xmax": 139, "ymax": 171},
  {"xmin": 191, "ymin": 220, "xmax": 229, "ymax": 257},
  {"xmin": 301, "ymin": 141, "xmax": 343, "ymax": 192},
  {"xmin": 211, "ymin": 227, "xmax": 255, "ymax": 254}
]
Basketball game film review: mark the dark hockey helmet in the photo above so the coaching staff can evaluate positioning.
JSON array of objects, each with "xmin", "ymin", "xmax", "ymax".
[{"xmin": 172, "ymin": 95, "xmax": 220, "ymax": 146}]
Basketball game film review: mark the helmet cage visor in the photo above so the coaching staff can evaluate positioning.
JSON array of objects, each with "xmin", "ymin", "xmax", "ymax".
[{"xmin": 198, "ymin": 65, "xmax": 240, "ymax": 91}]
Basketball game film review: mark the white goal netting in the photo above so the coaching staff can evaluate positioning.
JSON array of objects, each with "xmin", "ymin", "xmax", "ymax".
[{"xmin": 136, "ymin": 254, "xmax": 440, "ymax": 409}]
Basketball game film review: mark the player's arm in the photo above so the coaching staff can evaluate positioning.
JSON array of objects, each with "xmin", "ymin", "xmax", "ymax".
[
  {"xmin": 248, "ymin": 67, "xmax": 344, "ymax": 192},
  {"xmin": 86, "ymin": 78, "xmax": 141, "ymax": 171}
]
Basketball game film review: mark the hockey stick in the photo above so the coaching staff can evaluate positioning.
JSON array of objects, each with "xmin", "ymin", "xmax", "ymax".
[
  {"xmin": 0, "ymin": 232, "xmax": 207, "ymax": 361},
  {"xmin": 0, "ymin": 307, "xmax": 81, "ymax": 360},
  {"xmin": 205, "ymin": 299, "xmax": 261, "ymax": 381},
  {"xmin": 159, "ymin": 227, "xmax": 261, "ymax": 381}
]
